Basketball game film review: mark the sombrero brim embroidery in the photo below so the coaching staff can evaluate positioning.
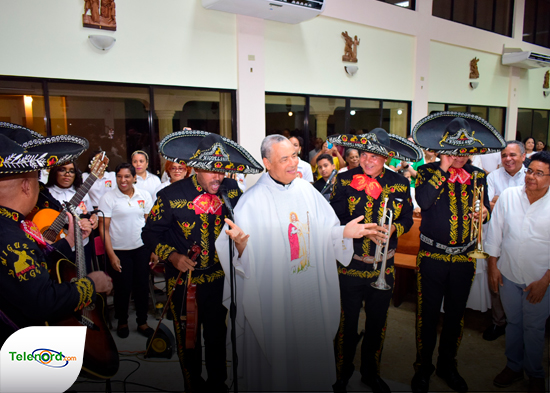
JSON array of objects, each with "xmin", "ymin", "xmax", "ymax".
[
  {"xmin": 327, "ymin": 132, "xmax": 423, "ymax": 162},
  {"xmin": 412, "ymin": 111, "xmax": 506, "ymax": 156},
  {"xmin": 0, "ymin": 134, "xmax": 89, "ymax": 175},
  {"xmin": 160, "ymin": 130, "xmax": 263, "ymax": 175}
]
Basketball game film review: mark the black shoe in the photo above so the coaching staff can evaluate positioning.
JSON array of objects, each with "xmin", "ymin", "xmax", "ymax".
[
  {"xmin": 436, "ymin": 366, "xmax": 468, "ymax": 392},
  {"xmin": 332, "ymin": 380, "xmax": 347, "ymax": 393},
  {"xmin": 411, "ymin": 371, "xmax": 430, "ymax": 393},
  {"xmin": 116, "ymin": 324, "xmax": 129, "ymax": 339},
  {"xmin": 483, "ymin": 324, "xmax": 506, "ymax": 341},
  {"xmin": 361, "ymin": 375, "xmax": 391, "ymax": 393},
  {"xmin": 137, "ymin": 325, "xmax": 154, "ymax": 338}
]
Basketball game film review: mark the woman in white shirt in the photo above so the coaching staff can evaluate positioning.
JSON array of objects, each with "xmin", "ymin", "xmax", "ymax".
[
  {"xmin": 83, "ymin": 150, "xmax": 116, "ymax": 208},
  {"xmin": 46, "ymin": 162, "xmax": 93, "ymax": 215},
  {"xmin": 98, "ymin": 163, "xmax": 154, "ymax": 339},
  {"xmin": 154, "ymin": 160, "xmax": 191, "ymax": 200},
  {"xmin": 523, "ymin": 137, "xmax": 536, "ymax": 158},
  {"xmin": 131, "ymin": 150, "xmax": 161, "ymax": 199}
]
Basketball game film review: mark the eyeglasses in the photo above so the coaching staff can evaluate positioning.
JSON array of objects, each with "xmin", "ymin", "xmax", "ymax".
[
  {"xmin": 171, "ymin": 167, "xmax": 186, "ymax": 172},
  {"xmin": 526, "ymin": 168, "xmax": 550, "ymax": 178},
  {"xmin": 59, "ymin": 169, "xmax": 76, "ymax": 175}
]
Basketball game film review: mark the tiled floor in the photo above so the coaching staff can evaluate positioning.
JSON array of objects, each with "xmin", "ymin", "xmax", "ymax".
[{"xmin": 68, "ymin": 290, "xmax": 549, "ymax": 392}]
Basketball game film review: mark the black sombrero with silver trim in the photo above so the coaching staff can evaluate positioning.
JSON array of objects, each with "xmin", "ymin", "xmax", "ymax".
[
  {"xmin": 0, "ymin": 122, "xmax": 89, "ymax": 175},
  {"xmin": 412, "ymin": 112, "xmax": 506, "ymax": 156},
  {"xmin": 327, "ymin": 128, "xmax": 423, "ymax": 162},
  {"xmin": 159, "ymin": 130, "xmax": 263, "ymax": 174}
]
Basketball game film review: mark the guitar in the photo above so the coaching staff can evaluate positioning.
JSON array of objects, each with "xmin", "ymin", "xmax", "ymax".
[
  {"xmin": 51, "ymin": 205, "xmax": 119, "ymax": 380},
  {"xmin": 32, "ymin": 152, "xmax": 109, "ymax": 242}
]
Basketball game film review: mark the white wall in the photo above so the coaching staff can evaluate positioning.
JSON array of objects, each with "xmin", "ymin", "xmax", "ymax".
[
  {"xmin": 0, "ymin": 0, "xmax": 238, "ymax": 89},
  {"xmin": 1, "ymin": 0, "xmax": 549, "ymax": 143},
  {"xmin": 264, "ymin": 16, "xmax": 415, "ymax": 101},
  {"xmin": 428, "ymin": 42, "xmax": 510, "ymax": 107}
]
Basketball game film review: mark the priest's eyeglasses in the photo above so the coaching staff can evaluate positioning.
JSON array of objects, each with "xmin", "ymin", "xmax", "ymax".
[{"xmin": 526, "ymin": 168, "xmax": 550, "ymax": 178}]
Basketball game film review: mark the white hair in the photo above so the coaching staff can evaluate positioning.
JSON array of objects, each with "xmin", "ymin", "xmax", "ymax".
[{"xmin": 261, "ymin": 134, "xmax": 289, "ymax": 160}]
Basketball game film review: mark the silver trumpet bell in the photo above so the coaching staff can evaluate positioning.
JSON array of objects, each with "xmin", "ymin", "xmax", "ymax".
[{"xmin": 371, "ymin": 198, "xmax": 393, "ymax": 291}]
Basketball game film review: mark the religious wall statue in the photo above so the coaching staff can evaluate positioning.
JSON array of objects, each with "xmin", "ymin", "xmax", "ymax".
[
  {"xmin": 544, "ymin": 71, "xmax": 549, "ymax": 89},
  {"xmin": 342, "ymin": 31, "xmax": 360, "ymax": 63},
  {"xmin": 469, "ymin": 57, "xmax": 480, "ymax": 79},
  {"xmin": 83, "ymin": 0, "xmax": 116, "ymax": 31}
]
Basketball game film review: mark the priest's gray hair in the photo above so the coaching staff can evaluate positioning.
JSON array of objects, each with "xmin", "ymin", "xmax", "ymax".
[
  {"xmin": 505, "ymin": 140, "xmax": 525, "ymax": 155},
  {"xmin": 261, "ymin": 134, "xmax": 289, "ymax": 160}
]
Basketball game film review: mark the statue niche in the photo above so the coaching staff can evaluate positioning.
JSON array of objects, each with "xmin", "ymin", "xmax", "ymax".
[
  {"xmin": 83, "ymin": 0, "xmax": 116, "ymax": 31},
  {"xmin": 342, "ymin": 31, "xmax": 360, "ymax": 63},
  {"xmin": 469, "ymin": 57, "xmax": 480, "ymax": 79}
]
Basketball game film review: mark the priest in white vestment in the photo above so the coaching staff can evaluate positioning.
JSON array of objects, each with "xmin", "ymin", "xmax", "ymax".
[{"xmin": 216, "ymin": 135, "xmax": 384, "ymax": 392}]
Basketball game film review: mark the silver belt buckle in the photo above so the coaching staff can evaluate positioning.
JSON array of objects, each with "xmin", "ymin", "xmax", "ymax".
[{"xmin": 446, "ymin": 247, "xmax": 460, "ymax": 255}]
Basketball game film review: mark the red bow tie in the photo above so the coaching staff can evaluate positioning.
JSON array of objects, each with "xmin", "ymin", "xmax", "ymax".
[
  {"xmin": 447, "ymin": 168, "xmax": 471, "ymax": 185},
  {"xmin": 350, "ymin": 174, "xmax": 383, "ymax": 199},
  {"xmin": 193, "ymin": 194, "xmax": 223, "ymax": 215}
]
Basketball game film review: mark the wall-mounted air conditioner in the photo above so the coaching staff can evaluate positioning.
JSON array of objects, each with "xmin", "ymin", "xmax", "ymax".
[
  {"xmin": 202, "ymin": 0, "xmax": 325, "ymax": 24},
  {"xmin": 502, "ymin": 47, "xmax": 550, "ymax": 69}
]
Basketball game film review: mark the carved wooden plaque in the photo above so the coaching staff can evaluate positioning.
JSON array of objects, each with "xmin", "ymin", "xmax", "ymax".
[
  {"xmin": 342, "ymin": 31, "xmax": 360, "ymax": 63},
  {"xmin": 83, "ymin": 0, "xmax": 117, "ymax": 31}
]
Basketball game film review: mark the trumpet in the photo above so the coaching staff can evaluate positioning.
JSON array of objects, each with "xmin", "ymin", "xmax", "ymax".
[
  {"xmin": 372, "ymin": 197, "xmax": 392, "ymax": 291},
  {"xmin": 467, "ymin": 171, "xmax": 489, "ymax": 259}
]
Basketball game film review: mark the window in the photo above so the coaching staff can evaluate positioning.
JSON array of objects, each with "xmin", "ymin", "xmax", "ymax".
[
  {"xmin": 517, "ymin": 108, "xmax": 550, "ymax": 148},
  {"xmin": 0, "ymin": 76, "xmax": 236, "ymax": 175},
  {"xmin": 428, "ymin": 103, "xmax": 506, "ymax": 135},
  {"xmin": 432, "ymin": 0, "xmax": 513, "ymax": 37},
  {"xmin": 265, "ymin": 93, "xmax": 412, "ymax": 164},
  {"xmin": 0, "ymin": 79, "xmax": 47, "ymax": 135},
  {"xmin": 523, "ymin": 0, "xmax": 550, "ymax": 49}
]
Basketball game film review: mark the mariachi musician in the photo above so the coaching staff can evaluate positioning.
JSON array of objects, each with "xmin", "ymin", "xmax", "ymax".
[
  {"xmin": 329, "ymin": 128, "xmax": 422, "ymax": 393},
  {"xmin": 141, "ymin": 130, "xmax": 263, "ymax": 393},
  {"xmin": 0, "ymin": 122, "xmax": 112, "ymax": 346},
  {"xmin": 410, "ymin": 112, "xmax": 505, "ymax": 393}
]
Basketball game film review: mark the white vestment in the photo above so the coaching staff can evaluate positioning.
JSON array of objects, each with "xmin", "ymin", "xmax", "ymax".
[{"xmin": 216, "ymin": 173, "xmax": 353, "ymax": 392}]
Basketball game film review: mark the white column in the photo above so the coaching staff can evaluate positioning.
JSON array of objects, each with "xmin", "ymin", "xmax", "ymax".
[
  {"xmin": 236, "ymin": 15, "xmax": 266, "ymax": 187},
  {"xmin": 411, "ymin": 0, "xmax": 432, "ymax": 127},
  {"xmin": 504, "ymin": 0, "xmax": 525, "ymax": 140},
  {"xmin": 314, "ymin": 113, "xmax": 330, "ymax": 140}
]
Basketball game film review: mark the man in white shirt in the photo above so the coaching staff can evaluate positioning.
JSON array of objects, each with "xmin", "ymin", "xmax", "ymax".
[
  {"xmin": 483, "ymin": 141, "xmax": 527, "ymax": 341},
  {"xmin": 484, "ymin": 151, "xmax": 550, "ymax": 393}
]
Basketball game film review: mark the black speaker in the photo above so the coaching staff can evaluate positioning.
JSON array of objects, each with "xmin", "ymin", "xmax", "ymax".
[{"xmin": 145, "ymin": 322, "xmax": 176, "ymax": 359}]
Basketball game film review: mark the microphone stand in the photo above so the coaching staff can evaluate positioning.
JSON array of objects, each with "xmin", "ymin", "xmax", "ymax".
[{"xmin": 220, "ymin": 189, "xmax": 239, "ymax": 393}]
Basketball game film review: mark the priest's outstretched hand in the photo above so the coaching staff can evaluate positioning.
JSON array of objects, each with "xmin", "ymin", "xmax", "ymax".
[
  {"xmin": 224, "ymin": 218, "xmax": 250, "ymax": 257},
  {"xmin": 343, "ymin": 215, "xmax": 387, "ymax": 240}
]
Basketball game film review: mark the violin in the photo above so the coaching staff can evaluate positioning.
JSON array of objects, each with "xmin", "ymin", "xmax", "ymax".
[
  {"xmin": 145, "ymin": 244, "xmax": 201, "ymax": 358},
  {"xmin": 184, "ymin": 245, "xmax": 201, "ymax": 349}
]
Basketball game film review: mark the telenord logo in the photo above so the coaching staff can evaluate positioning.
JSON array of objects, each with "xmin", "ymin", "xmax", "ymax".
[
  {"xmin": 1, "ymin": 326, "xmax": 86, "ymax": 393},
  {"xmin": 9, "ymin": 349, "xmax": 77, "ymax": 368}
]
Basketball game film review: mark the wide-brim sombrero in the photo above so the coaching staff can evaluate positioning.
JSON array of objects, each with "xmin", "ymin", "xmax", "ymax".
[
  {"xmin": 160, "ymin": 130, "xmax": 263, "ymax": 174},
  {"xmin": 0, "ymin": 122, "xmax": 89, "ymax": 175},
  {"xmin": 327, "ymin": 128, "xmax": 423, "ymax": 162},
  {"xmin": 412, "ymin": 112, "xmax": 506, "ymax": 156}
]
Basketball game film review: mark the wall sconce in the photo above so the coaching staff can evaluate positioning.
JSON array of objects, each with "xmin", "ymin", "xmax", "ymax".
[
  {"xmin": 88, "ymin": 35, "xmax": 116, "ymax": 51},
  {"xmin": 345, "ymin": 66, "xmax": 358, "ymax": 76},
  {"xmin": 544, "ymin": 91, "xmax": 550, "ymax": 97},
  {"xmin": 469, "ymin": 81, "xmax": 479, "ymax": 89}
]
